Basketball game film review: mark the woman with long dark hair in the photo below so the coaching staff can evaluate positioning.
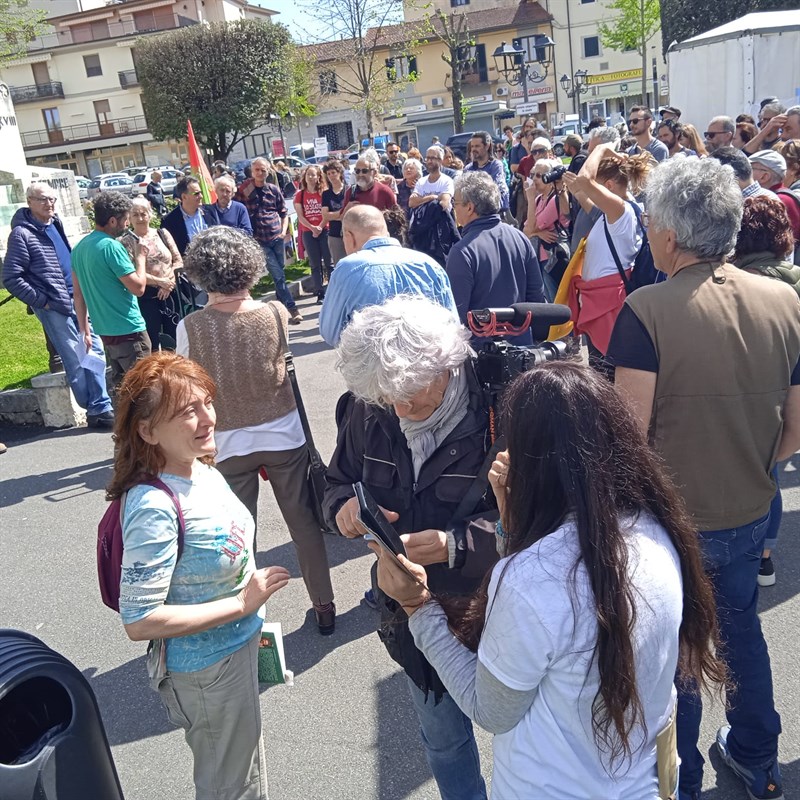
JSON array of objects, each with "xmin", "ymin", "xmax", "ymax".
[{"xmin": 375, "ymin": 361, "xmax": 724, "ymax": 799}]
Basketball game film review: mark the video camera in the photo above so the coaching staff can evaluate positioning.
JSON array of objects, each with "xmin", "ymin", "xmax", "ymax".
[{"xmin": 467, "ymin": 303, "xmax": 572, "ymax": 393}]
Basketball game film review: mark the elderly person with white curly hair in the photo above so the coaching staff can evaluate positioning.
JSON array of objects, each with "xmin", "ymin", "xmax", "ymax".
[
  {"xmin": 324, "ymin": 294, "xmax": 500, "ymax": 800},
  {"xmin": 607, "ymin": 155, "xmax": 800, "ymax": 800},
  {"xmin": 175, "ymin": 225, "xmax": 336, "ymax": 636},
  {"xmin": 397, "ymin": 157, "xmax": 423, "ymax": 218}
]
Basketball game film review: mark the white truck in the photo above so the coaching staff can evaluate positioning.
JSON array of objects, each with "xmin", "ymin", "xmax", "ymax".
[{"xmin": 667, "ymin": 11, "xmax": 800, "ymax": 126}]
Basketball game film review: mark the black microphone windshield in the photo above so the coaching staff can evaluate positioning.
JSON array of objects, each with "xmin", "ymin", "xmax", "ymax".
[{"xmin": 511, "ymin": 303, "xmax": 571, "ymax": 341}]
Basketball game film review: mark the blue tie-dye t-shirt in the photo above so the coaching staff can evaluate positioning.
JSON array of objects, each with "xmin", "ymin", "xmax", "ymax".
[{"xmin": 119, "ymin": 464, "xmax": 262, "ymax": 673}]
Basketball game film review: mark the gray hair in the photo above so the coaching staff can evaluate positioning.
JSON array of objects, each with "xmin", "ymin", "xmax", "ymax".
[
  {"xmin": 214, "ymin": 174, "xmax": 236, "ymax": 190},
  {"xmin": 426, "ymin": 145, "xmax": 445, "ymax": 159},
  {"xmin": 130, "ymin": 196, "xmax": 153, "ymax": 213},
  {"xmin": 26, "ymin": 182, "xmax": 55, "ymax": 200},
  {"xmin": 403, "ymin": 158, "xmax": 423, "ymax": 179},
  {"xmin": 358, "ymin": 148, "xmax": 381, "ymax": 170},
  {"xmin": 761, "ymin": 102, "xmax": 786, "ymax": 117},
  {"xmin": 533, "ymin": 158, "xmax": 562, "ymax": 173},
  {"xmin": 590, "ymin": 126, "xmax": 621, "ymax": 144},
  {"xmin": 336, "ymin": 295, "xmax": 471, "ymax": 406},
  {"xmin": 645, "ymin": 157, "xmax": 743, "ymax": 261},
  {"xmin": 454, "ymin": 171, "xmax": 500, "ymax": 216},
  {"xmin": 183, "ymin": 226, "xmax": 266, "ymax": 294},
  {"xmin": 786, "ymin": 105, "xmax": 800, "ymax": 121},
  {"xmin": 709, "ymin": 116, "xmax": 735, "ymax": 135}
]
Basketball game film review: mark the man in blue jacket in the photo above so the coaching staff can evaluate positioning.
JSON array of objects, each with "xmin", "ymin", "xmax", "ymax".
[
  {"xmin": 3, "ymin": 183, "xmax": 114, "ymax": 427},
  {"xmin": 446, "ymin": 172, "xmax": 545, "ymax": 347},
  {"xmin": 204, "ymin": 174, "xmax": 252, "ymax": 234}
]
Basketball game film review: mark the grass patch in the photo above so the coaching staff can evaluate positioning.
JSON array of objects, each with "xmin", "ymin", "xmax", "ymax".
[
  {"xmin": 251, "ymin": 259, "xmax": 311, "ymax": 297},
  {"xmin": 0, "ymin": 290, "xmax": 49, "ymax": 390}
]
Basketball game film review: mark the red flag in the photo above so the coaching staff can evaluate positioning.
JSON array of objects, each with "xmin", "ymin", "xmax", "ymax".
[{"xmin": 187, "ymin": 119, "xmax": 216, "ymax": 204}]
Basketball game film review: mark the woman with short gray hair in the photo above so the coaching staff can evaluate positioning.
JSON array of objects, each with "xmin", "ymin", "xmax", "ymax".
[
  {"xmin": 325, "ymin": 293, "xmax": 497, "ymax": 800},
  {"xmin": 398, "ymin": 158, "xmax": 423, "ymax": 217},
  {"xmin": 176, "ymin": 225, "xmax": 336, "ymax": 635}
]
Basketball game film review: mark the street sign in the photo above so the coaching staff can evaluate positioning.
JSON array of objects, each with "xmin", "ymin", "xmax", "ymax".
[
  {"xmin": 516, "ymin": 102, "xmax": 539, "ymax": 115},
  {"xmin": 620, "ymin": 83, "xmax": 628, "ymax": 93},
  {"xmin": 314, "ymin": 137, "xmax": 328, "ymax": 158}
]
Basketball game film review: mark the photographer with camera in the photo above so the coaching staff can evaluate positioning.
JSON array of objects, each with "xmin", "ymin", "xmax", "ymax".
[
  {"xmin": 560, "ymin": 143, "xmax": 653, "ymax": 376},
  {"xmin": 324, "ymin": 295, "xmax": 500, "ymax": 800},
  {"xmin": 523, "ymin": 159, "xmax": 571, "ymax": 301}
]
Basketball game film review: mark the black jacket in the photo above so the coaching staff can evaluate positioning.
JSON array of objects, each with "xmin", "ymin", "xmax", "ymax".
[
  {"xmin": 161, "ymin": 204, "xmax": 217, "ymax": 256},
  {"xmin": 408, "ymin": 201, "xmax": 461, "ymax": 267},
  {"xmin": 145, "ymin": 181, "xmax": 166, "ymax": 214},
  {"xmin": 323, "ymin": 361, "xmax": 498, "ymax": 698}
]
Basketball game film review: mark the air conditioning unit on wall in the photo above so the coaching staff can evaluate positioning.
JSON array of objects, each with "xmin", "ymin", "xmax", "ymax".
[
  {"xmin": 431, "ymin": 97, "xmax": 444, "ymax": 107},
  {"xmin": 496, "ymin": 87, "xmax": 509, "ymax": 96}
]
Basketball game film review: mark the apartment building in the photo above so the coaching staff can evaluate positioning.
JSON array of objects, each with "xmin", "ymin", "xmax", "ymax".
[{"xmin": 3, "ymin": 0, "xmax": 275, "ymax": 177}]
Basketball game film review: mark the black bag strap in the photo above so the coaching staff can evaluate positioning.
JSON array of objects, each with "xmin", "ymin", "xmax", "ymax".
[
  {"xmin": 603, "ymin": 209, "xmax": 634, "ymax": 294},
  {"xmin": 448, "ymin": 435, "xmax": 506, "ymax": 525},
  {"xmin": 268, "ymin": 302, "xmax": 323, "ymax": 466}
]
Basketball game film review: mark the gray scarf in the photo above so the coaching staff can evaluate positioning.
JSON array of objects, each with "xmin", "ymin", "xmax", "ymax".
[{"xmin": 399, "ymin": 367, "xmax": 470, "ymax": 479}]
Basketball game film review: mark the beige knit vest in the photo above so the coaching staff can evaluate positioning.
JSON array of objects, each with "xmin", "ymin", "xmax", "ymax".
[{"xmin": 183, "ymin": 303, "xmax": 295, "ymax": 432}]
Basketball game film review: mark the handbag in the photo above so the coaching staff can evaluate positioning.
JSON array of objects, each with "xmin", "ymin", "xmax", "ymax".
[{"xmin": 268, "ymin": 303, "xmax": 335, "ymax": 534}]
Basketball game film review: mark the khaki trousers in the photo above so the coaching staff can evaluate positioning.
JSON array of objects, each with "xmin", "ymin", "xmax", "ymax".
[
  {"xmin": 158, "ymin": 634, "xmax": 267, "ymax": 800},
  {"xmin": 216, "ymin": 445, "xmax": 334, "ymax": 607}
]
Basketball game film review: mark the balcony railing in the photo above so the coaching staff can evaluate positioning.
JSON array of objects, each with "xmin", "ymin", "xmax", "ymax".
[
  {"xmin": 9, "ymin": 82, "xmax": 64, "ymax": 104},
  {"xmin": 118, "ymin": 69, "xmax": 139, "ymax": 89},
  {"xmin": 25, "ymin": 14, "xmax": 198, "ymax": 52},
  {"xmin": 22, "ymin": 116, "xmax": 149, "ymax": 149}
]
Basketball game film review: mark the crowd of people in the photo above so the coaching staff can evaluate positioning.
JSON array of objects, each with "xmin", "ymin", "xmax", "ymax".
[{"xmin": 4, "ymin": 97, "xmax": 800, "ymax": 800}]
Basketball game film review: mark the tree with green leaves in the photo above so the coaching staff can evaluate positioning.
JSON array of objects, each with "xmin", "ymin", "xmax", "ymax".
[
  {"xmin": 135, "ymin": 20, "xmax": 303, "ymax": 161},
  {"xmin": 303, "ymin": 0, "xmax": 413, "ymax": 141},
  {"xmin": 0, "ymin": 0, "xmax": 47, "ymax": 66},
  {"xmin": 660, "ymin": 0, "xmax": 791, "ymax": 52},
  {"xmin": 598, "ymin": 0, "xmax": 661, "ymax": 105}
]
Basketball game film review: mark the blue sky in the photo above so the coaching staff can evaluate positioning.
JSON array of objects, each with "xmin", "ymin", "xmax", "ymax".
[{"xmin": 256, "ymin": 0, "xmax": 331, "ymax": 44}]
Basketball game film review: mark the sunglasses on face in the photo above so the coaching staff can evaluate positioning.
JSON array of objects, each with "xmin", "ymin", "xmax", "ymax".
[
  {"xmin": 531, "ymin": 148, "xmax": 547, "ymax": 156},
  {"xmin": 387, "ymin": 150, "xmax": 399, "ymax": 155},
  {"xmin": 190, "ymin": 191, "xmax": 202, "ymax": 197},
  {"xmin": 704, "ymin": 131, "xmax": 724, "ymax": 139},
  {"xmin": 354, "ymin": 168, "xmax": 372, "ymax": 174},
  {"xmin": 628, "ymin": 118, "xmax": 647, "ymax": 125}
]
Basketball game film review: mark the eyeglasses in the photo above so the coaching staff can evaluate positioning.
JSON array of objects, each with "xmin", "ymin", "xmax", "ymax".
[
  {"xmin": 704, "ymin": 131, "xmax": 725, "ymax": 139},
  {"xmin": 531, "ymin": 148, "xmax": 547, "ymax": 156},
  {"xmin": 354, "ymin": 168, "xmax": 373, "ymax": 175},
  {"xmin": 628, "ymin": 117, "xmax": 648, "ymax": 125},
  {"xmin": 31, "ymin": 197, "xmax": 57, "ymax": 204},
  {"xmin": 387, "ymin": 150, "xmax": 400, "ymax": 155},
  {"xmin": 190, "ymin": 191, "xmax": 202, "ymax": 197}
]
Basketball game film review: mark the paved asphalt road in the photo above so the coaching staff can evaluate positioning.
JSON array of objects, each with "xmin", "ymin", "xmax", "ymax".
[{"xmin": 1, "ymin": 294, "xmax": 799, "ymax": 799}]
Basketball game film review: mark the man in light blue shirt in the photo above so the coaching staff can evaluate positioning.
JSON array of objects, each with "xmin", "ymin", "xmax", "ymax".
[{"xmin": 319, "ymin": 205, "xmax": 457, "ymax": 346}]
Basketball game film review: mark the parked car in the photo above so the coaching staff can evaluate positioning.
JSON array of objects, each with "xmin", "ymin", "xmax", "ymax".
[
  {"xmin": 119, "ymin": 165, "xmax": 147, "ymax": 177},
  {"xmin": 551, "ymin": 121, "xmax": 590, "ymax": 157},
  {"xmin": 130, "ymin": 168, "xmax": 183, "ymax": 197},
  {"xmin": 75, "ymin": 176, "xmax": 91, "ymax": 201},
  {"xmin": 270, "ymin": 155, "xmax": 308, "ymax": 170},
  {"xmin": 445, "ymin": 132, "xmax": 505, "ymax": 161},
  {"xmin": 87, "ymin": 174, "xmax": 134, "ymax": 199}
]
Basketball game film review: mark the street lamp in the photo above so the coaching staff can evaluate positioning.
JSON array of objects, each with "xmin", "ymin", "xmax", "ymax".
[
  {"xmin": 493, "ymin": 34, "xmax": 554, "ymax": 115},
  {"xmin": 560, "ymin": 69, "xmax": 590, "ymax": 116}
]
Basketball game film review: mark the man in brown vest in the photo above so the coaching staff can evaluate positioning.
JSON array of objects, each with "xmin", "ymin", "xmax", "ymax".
[{"xmin": 608, "ymin": 156, "xmax": 800, "ymax": 800}]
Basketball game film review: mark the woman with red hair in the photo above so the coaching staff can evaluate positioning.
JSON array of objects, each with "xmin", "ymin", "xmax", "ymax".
[{"xmin": 110, "ymin": 351, "xmax": 289, "ymax": 799}]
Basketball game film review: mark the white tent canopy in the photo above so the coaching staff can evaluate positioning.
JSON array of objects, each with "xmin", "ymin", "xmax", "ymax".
[{"xmin": 667, "ymin": 12, "xmax": 800, "ymax": 125}]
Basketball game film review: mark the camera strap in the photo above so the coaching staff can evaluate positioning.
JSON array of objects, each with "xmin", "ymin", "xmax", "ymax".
[{"xmin": 602, "ymin": 213, "xmax": 635, "ymax": 294}]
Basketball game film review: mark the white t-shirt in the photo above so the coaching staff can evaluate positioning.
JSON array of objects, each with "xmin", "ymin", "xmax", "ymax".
[
  {"xmin": 478, "ymin": 514, "xmax": 682, "ymax": 800},
  {"xmin": 176, "ymin": 320, "xmax": 305, "ymax": 461},
  {"xmin": 412, "ymin": 173, "xmax": 455, "ymax": 198},
  {"xmin": 581, "ymin": 201, "xmax": 643, "ymax": 282}
]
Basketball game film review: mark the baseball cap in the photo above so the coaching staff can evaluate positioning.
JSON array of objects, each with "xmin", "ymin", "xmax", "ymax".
[
  {"xmin": 531, "ymin": 137, "xmax": 551, "ymax": 152},
  {"xmin": 748, "ymin": 150, "xmax": 787, "ymax": 179},
  {"xmin": 659, "ymin": 105, "xmax": 681, "ymax": 118}
]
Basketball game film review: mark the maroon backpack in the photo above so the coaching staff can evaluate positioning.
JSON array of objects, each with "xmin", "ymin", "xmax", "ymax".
[{"xmin": 97, "ymin": 478, "xmax": 186, "ymax": 612}]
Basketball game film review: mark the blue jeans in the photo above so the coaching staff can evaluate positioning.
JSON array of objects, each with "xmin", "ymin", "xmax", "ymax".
[
  {"xmin": 33, "ymin": 307, "xmax": 113, "ymax": 416},
  {"xmin": 406, "ymin": 676, "xmax": 486, "ymax": 800},
  {"xmin": 260, "ymin": 238, "xmax": 295, "ymax": 310},
  {"xmin": 676, "ymin": 511, "xmax": 781, "ymax": 796}
]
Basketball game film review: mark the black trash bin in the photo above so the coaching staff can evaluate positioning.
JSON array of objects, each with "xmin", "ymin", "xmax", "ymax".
[{"xmin": 0, "ymin": 629, "xmax": 124, "ymax": 800}]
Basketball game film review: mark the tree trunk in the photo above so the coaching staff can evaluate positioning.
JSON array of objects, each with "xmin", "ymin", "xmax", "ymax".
[{"xmin": 451, "ymin": 74, "xmax": 464, "ymax": 134}]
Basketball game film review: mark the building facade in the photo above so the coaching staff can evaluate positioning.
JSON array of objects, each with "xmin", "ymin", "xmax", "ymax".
[{"xmin": 2, "ymin": 0, "xmax": 275, "ymax": 177}]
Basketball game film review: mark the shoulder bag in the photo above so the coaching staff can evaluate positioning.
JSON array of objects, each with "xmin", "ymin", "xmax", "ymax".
[{"xmin": 268, "ymin": 302, "xmax": 334, "ymax": 534}]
